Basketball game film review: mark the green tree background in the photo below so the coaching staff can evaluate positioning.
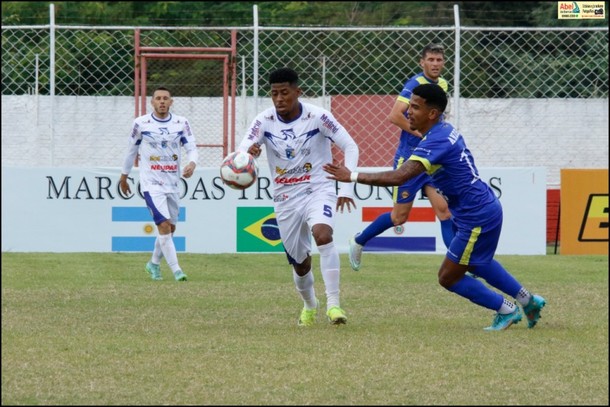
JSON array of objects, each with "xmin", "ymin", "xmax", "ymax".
[
  {"xmin": 3, "ymin": 1, "xmax": 608, "ymax": 27},
  {"xmin": 2, "ymin": 2, "xmax": 608, "ymax": 97}
]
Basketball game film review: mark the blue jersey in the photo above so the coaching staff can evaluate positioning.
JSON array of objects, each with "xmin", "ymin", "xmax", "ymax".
[
  {"xmin": 396, "ymin": 73, "xmax": 449, "ymax": 155},
  {"xmin": 409, "ymin": 121, "xmax": 499, "ymax": 226}
]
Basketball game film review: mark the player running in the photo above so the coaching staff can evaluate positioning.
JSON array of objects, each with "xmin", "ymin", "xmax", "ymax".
[
  {"xmin": 237, "ymin": 68, "xmax": 359, "ymax": 326},
  {"xmin": 324, "ymin": 83, "xmax": 546, "ymax": 331},
  {"xmin": 119, "ymin": 86, "xmax": 197, "ymax": 282}
]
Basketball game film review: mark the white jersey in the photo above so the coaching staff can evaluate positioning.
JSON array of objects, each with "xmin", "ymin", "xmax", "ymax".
[
  {"xmin": 122, "ymin": 112, "xmax": 198, "ymax": 193},
  {"xmin": 237, "ymin": 102, "xmax": 359, "ymax": 205}
]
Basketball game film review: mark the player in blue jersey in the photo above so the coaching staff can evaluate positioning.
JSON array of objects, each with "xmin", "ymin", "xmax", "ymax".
[
  {"xmin": 348, "ymin": 43, "xmax": 455, "ymax": 271},
  {"xmin": 324, "ymin": 83, "xmax": 546, "ymax": 331}
]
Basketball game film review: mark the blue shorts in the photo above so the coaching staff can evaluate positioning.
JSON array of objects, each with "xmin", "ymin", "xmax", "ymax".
[
  {"xmin": 446, "ymin": 201, "xmax": 503, "ymax": 267},
  {"xmin": 393, "ymin": 151, "xmax": 435, "ymax": 204}
]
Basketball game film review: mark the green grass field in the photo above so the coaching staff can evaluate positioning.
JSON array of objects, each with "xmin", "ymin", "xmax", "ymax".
[{"xmin": 2, "ymin": 252, "xmax": 608, "ymax": 405}]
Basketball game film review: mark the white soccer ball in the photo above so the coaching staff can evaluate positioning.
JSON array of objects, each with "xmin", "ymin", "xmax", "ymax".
[{"xmin": 219, "ymin": 151, "xmax": 259, "ymax": 190}]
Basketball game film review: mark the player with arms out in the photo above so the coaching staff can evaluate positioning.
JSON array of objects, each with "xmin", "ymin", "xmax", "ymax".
[
  {"xmin": 324, "ymin": 84, "xmax": 546, "ymax": 331},
  {"xmin": 238, "ymin": 68, "xmax": 359, "ymax": 326},
  {"xmin": 119, "ymin": 86, "xmax": 198, "ymax": 282},
  {"xmin": 349, "ymin": 43, "xmax": 455, "ymax": 271}
]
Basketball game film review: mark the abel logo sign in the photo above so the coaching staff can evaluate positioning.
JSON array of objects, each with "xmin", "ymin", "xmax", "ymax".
[{"xmin": 557, "ymin": 2, "xmax": 605, "ymax": 19}]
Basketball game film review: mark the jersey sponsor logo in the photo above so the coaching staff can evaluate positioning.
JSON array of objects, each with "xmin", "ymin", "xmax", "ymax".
[
  {"xmin": 247, "ymin": 120, "xmax": 262, "ymax": 140},
  {"xmin": 236, "ymin": 207, "xmax": 284, "ymax": 252},
  {"xmin": 578, "ymin": 194, "xmax": 609, "ymax": 242},
  {"xmin": 149, "ymin": 155, "xmax": 178, "ymax": 162},
  {"xmin": 275, "ymin": 163, "xmax": 312, "ymax": 176},
  {"xmin": 273, "ymin": 188, "xmax": 313, "ymax": 203},
  {"xmin": 130, "ymin": 123, "xmax": 139, "ymax": 139},
  {"xmin": 448, "ymin": 128, "xmax": 459, "ymax": 144},
  {"xmin": 274, "ymin": 174, "xmax": 311, "ymax": 185},
  {"xmin": 150, "ymin": 164, "xmax": 178, "ymax": 171},
  {"xmin": 320, "ymin": 114, "xmax": 339, "ymax": 134}
]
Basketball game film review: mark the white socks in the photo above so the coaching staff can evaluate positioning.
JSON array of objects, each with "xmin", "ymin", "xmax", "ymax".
[
  {"xmin": 515, "ymin": 287, "xmax": 532, "ymax": 306},
  {"xmin": 293, "ymin": 268, "xmax": 317, "ymax": 309},
  {"xmin": 157, "ymin": 233, "xmax": 180, "ymax": 273},
  {"xmin": 318, "ymin": 242, "xmax": 340, "ymax": 310},
  {"xmin": 498, "ymin": 298, "xmax": 517, "ymax": 314}
]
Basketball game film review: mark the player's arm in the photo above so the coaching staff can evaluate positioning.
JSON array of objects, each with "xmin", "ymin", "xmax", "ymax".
[
  {"xmin": 119, "ymin": 123, "xmax": 141, "ymax": 195},
  {"xmin": 324, "ymin": 159, "xmax": 425, "ymax": 187},
  {"xmin": 237, "ymin": 118, "xmax": 264, "ymax": 157},
  {"xmin": 332, "ymin": 128, "xmax": 360, "ymax": 212},
  {"xmin": 182, "ymin": 147, "xmax": 197, "ymax": 178},
  {"xmin": 181, "ymin": 120, "xmax": 198, "ymax": 178},
  {"xmin": 388, "ymin": 98, "xmax": 423, "ymax": 138}
]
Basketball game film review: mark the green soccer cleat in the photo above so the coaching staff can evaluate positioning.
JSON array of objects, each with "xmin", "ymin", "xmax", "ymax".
[
  {"xmin": 173, "ymin": 269, "xmax": 187, "ymax": 281},
  {"xmin": 484, "ymin": 307, "xmax": 522, "ymax": 331},
  {"xmin": 523, "ymin": 295, "xmax": 546, "ymax": 328},
  {"xmin": 326, "ymin": 306, "xmax": 347, "ymax": 325},
  {"xmin": 145, "ymin": 261, "xmax": 162, "ymax": 281},
  {"xmin": 298, "ymin": 299, "xmax": 319, "ymax": 327},
  {"xmin": 348, "ymin": 234, "xmax": 363, "ymax": 271}
]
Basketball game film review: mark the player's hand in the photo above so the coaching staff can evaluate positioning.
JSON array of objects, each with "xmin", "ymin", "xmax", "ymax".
[
  {"xmin": 248, "ymin": 144, "xmax": 262, "ymax": 158},
  {"xmin": 182, "ymin": 162, "xmax": 196, "ymax": 178},
  {"xmin": 119, "ymin": 175, "xmax": 131, "ymax": 195},
  {"xmin": 323, "ymin": 163, "xmax": 351, "ymax": 182},
  {"xmin": 337, "ymin": 196, "xmax": 356, "ymax": 214}
]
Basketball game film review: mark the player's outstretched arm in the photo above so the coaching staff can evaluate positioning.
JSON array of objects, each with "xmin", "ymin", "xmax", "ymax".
[{"xmin": 324, "ymin": 160, "xmax": 425, "ymax": 187}]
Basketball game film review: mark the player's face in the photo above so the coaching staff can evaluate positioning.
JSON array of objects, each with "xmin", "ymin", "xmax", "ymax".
[
  {"xmin": 151, "ymin": 90, "xmax": 173, "ymax": 118},
  {"xmin": 420, "ymin": 51, "xmax": 445, "ymax": 80},
  {"xmin": 406, "ymin": 94, "xmax": 431, "ymax": 133},
  {"xmin": 271, "ymin": 82, "xmax": 301, "ymax": 120}
]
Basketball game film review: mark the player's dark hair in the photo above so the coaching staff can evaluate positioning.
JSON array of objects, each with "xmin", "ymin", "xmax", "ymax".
[
  {"xmin": 412, "ymin": 83, "xmax": 448, "ymax": 113},
  {"xmin": 269, "ymin": 68, "xmax": 299, "ymax": 85},
  {"xmin": 152, "ymin": 86, "xmax": 171, "ymax": 97},
  {"xmin": 421, "ymin": 43, "xmax": 444, "ymax": 58}
]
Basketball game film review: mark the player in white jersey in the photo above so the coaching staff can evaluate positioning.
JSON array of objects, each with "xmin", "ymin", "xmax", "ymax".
[
  {"xmin": 237, "ymin": 68, "xmax": 359, "ymax": 326},
  {"xmin": 119, "ymin": 86, "xmax": 198, "ymax": 282}
]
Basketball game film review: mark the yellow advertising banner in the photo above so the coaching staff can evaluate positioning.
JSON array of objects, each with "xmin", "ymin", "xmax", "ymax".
[{"xmin": 560, "ymin": 169, "xmax": 609, "ymax": 254}]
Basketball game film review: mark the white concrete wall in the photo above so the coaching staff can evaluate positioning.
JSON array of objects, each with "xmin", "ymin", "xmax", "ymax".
[{"xmin": 2, "ymin": 95, "xmax": 608, "ymax": 186}]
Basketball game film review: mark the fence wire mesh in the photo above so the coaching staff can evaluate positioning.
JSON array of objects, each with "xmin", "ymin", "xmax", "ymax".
[{"xmin": 2, "ymin": 25, "xmax": 608, "ymax": 186}]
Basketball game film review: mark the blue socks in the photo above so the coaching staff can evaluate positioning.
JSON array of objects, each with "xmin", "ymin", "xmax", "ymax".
[
  {"xmin": 355, "ymin": 212, "xmax": 394, "ymax": 246},
  {"xmin": 473, "ymin": 259, "xmax": 523, "ymax": 298},
  {"xmin": 446, "ymin": 274, "xmax": 504, "ymax": 311}
]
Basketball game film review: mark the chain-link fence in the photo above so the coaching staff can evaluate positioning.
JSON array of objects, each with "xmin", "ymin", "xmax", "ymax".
[{"xmin": 2, "ymin": 24, "xmax": 608, "ymax": 186}]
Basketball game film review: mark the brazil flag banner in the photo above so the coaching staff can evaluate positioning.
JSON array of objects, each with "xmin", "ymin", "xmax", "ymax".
[{"xmin": 236, "ymin": 207, "xmax": 284, "ymax": 252}]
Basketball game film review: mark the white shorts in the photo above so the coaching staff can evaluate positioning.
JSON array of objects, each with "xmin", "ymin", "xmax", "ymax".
[
  {"xmin": 143, "ymin": 191, "xmax": 180, "ymax": 225},
  {"xmin": 274, "ymin": 189, "xmax": 338, "ymax": 264}
]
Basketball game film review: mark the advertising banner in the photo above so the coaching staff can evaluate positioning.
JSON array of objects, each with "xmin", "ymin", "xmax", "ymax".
[
  {"xmin": 2, "ymin": 166, "xmax": 546, "ymax": 254},
  {"xmin": 560, "ymin": 168, "xmax": 609, "ymax": 255}
]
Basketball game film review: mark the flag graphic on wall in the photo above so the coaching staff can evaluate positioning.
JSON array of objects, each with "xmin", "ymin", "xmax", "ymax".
[
  {"xmin": 236, "ymin": 207, "xmax": 284, "ymax": 252},
  {"xmin": 111, "ymin": 206, "xmax": 186, "ymax": 252},
  {"xmin": 362, "ymin": 207, "xmax": 436, "ymax": 252}
]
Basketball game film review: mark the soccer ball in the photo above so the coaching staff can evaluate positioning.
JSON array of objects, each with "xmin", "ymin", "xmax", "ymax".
[{"xmin": 219, "ymin": 151, "xmax": 258, "ymax": 190}]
